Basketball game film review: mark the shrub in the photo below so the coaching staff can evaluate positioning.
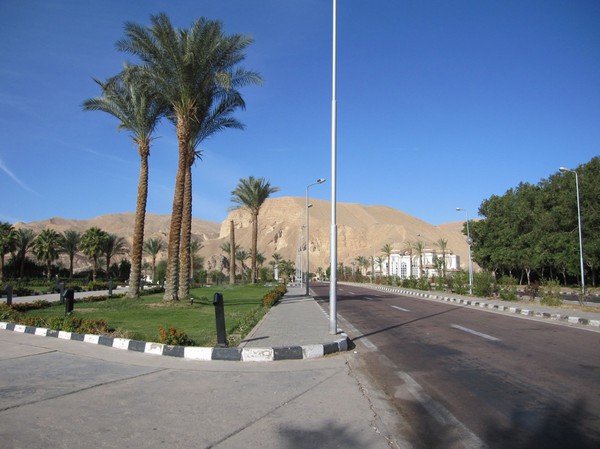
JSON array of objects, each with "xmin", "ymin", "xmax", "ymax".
[
  {"xmin": 158, "ymin": 326, "xmax": 194, "ymax": 346},
  {"xmin": 473, "ymin": 271, "xmax": 496, "ymax": 297},
  {"xmin": 15, "ymin": 315, "xmax": 110, "ymax": 335},
  {"xmin": 417, "ymin": 277, "xmax": 430, "ymax": 291},
  {"xmin": 10, "ymin": 300, "xmax": 52, "ymax": 312},
  {"xmin": 498, "ymin": 276, "xmax": 518, "ymax": 301},
  {"xmin": 449, "ymin": 270, "xmax": 469, "ymax": 294},
  {"xmin": 540, "ymin": 280, "xmax": 563, "ymax": 306},
  {"xmin": 262, "ymin": 284, "xmax": 287, "ymax": 307},
  {"xmin": 0, "ymin": 303, "xmax": 20, "ymax": 322}
]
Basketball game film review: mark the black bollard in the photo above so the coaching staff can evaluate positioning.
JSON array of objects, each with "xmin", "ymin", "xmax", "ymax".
[
  {"xmin": 5, "ymin": 284, "xmax": 12, "ymax": 306},
  {"xmin": 59, "ymin": 282, "xmax": 65, "ymax": 304},
  {"xmin": 108, "ymin": 278, "xmax": 113, "ymax": 297},
  {"xmin": 64, "ymin": 289, "xmax": 75, "ymax": 315},
  {"xmin": 213, "ymin": 293, "xmax": 227, "ymax": 347}
]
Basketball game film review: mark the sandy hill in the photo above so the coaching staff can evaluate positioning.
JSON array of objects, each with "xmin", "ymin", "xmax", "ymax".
[{"xmin": 15, "ymin": 198, "xmax": 471, "ymax": 273}]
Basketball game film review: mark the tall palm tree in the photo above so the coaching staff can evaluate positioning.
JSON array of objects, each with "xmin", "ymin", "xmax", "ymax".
[
  {"xmin": 0, "ymin": 222, "xmax": 17, "ymax": 283},
  {"xmin": 83, "ymin": 70, "xmax": 165, "ymax": 298},
  {"xmin": 403, "ymin": 240, "xmax": 415, "ymax": 277},
  {"xmin": 33, "ymin": 229, "xmax": 63, "ymax": 280},
  {"xmin": 103, "ymin": 234, "xmax": 129, "ymax": 278},
  {"xmin": 143, "ymin": 237, "xmax": 164, "ymax": 282},
  {"xmin": 375, "ymin": 256, "xmax": 385, "ymax": 279},
  {"xmin": 14, "ymin": 229, "xmax": 36, "ymax": 278},
  {"xmin": 381, "ymin": 243, "xmax": 393, "ymax": 277},
  {"xmin": 117, "ymin": 13, "xmax": 262, "ymax": 301},
  {"xmin": 80, "ymin": 227, "xmax": 108, "ymax": 282},
  {"xmin": 435, "ymin": 238, "xmax": 449, "ymax": 279},
  {"xmin": 413, "ymin": 241, "xmax": 426, "ymax": 278},
  {"xmin": 230, "ymin": 176, "xmax": 279, "ymax": 283},
  {"xmin": 61, "ymin": 230, "xmax": 81, "ymax": 278}
]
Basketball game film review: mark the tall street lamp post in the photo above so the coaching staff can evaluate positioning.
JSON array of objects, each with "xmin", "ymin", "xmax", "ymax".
[
  {"xmin": 329, "ymin": 0, "xmax": 338, "ymax": 334},
  {"xmin": 560, "ymin": 167, "xmax": 585, "ymax": 298},
  {"xmin": 456, "ymin": 208, "xmax": 473, "ymax": 294},
  {"xmin": 305, "ymin": 179, "xmax": 325, "ymax": 296}
]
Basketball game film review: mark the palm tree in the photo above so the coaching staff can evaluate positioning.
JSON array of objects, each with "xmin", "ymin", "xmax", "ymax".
[
  {"xmin": 103, "ymin": 234, "xmax": 129, "ymax": 278},
  {"xmin": 117, "ymin": 13, "xmax": 262, "ymax": 301},
  {"xmin": 435, "ymin": 238, "xmax": 449, "ymax": 279},
  {"xmin": 33, "ymin": 229, "xmax": 63, "ymax": 280},
  {"xmin": 0, "ymin": 222, "xmax": 17, "ymax": 282},
  {"xmin": 61, "ymin": 230, "xmax": 81, "ymax": 278},
  {"xmin": 14, "ymin": 229, "xmax": 36, "ymax": 278},
  {"xmin": 403, "ymin": 241, "xmax": 414, "ymax": 277},
  {"xmin": 271, "ymin": 252, "xmax": 282, "ymax": 281},
  {"xmin": 83, "ymin": 70, "xmax": 165, "ymax": 298},
  {"xmin": 375, "ymin": 256, "xmax": 385, "ymax": 279},
  {"xmin": 381, "ymin": 243, "xmax": 393, "ymax": 277},
  {"xmin": 80, "ymin": 227, "xmax": 108, "ymax": 282},
  {"xmin": 230, "ymin": 176, "xmax": 280, "ymax": 283},
  {"xmin": 143, "ymin": 237, "xmax": 164, "ymax": 282},
  {"xmin": 413, "ymin": 241, "xmax": 426, "ymax": 278},
  {"xmin": 236, "ymin": 249, "xmax": 251, "ymax": 281}
]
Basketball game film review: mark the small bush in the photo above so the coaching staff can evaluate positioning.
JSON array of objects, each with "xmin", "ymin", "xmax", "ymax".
[
  {"xmin": 158, "ymin": 326, "xmax": 194, "ymax": 346},
  {"xmin": 10, "ymin": 300, "xmax": 52, "ymax": 312},
  {"xmin": 449, "ymin": 270, "xmax": 470, "ymax": 294},
  {"xmin": 262, "ymin": 284, "xmax": 287, "ymax": 307},
  {"xmin": 540, "ymin": 280, "xmax": 563, "ymax": 306},
  {"xmin": 498, "ymin": 276, "xmax": 518, "ymax": 301},
  {"xmin": 15, "ymin": 315, "xmax": 110, "ymax": 335},
  {"xmin": 417, "ymin": 277, "xmax": 430, "ymax": 291},
  {"xmin": 473, "ymin": 271, "xmax": 496, "ymax": 297},
  {"xmin": 0, "ymin": 303, "xmax": 20, "ymax": 322}
]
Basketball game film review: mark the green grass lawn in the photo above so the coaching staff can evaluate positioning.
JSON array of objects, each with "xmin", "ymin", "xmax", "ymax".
[{"xmin": 19, "ymin": 284, "xmax": 273, "ymax": 347}]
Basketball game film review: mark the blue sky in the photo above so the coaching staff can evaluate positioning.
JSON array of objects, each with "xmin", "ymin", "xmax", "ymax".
[{"xmin": 1, "ymin": 0, "xmax": 598, "ymax": 226}]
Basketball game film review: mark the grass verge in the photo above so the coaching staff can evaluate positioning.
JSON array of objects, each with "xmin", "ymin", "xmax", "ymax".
[{"xmin": 4, "ymin": 284, "xmax": 280, "ymax": 347}]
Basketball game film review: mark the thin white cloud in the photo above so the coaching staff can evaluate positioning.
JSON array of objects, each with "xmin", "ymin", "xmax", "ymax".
[{"xmin": 0, "ymin": 156, "xmax": 41, "ymax": 197}]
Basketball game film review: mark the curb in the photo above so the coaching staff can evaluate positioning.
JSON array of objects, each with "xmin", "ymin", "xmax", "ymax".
[
  {"xmin": 0, "ymin": 321, "xmax": 349, "ymax": 362},
  {"xmin": 361, "ymin": 285, "xmax": 600, "ymax": 329}
]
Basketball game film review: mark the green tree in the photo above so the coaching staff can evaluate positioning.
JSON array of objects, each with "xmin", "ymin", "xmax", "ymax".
[
  {"xmin": 230, "ymin": 176, "xmax": 279, "ymax": 283},
  {"xmin": 143, "ymin": 237, "xmax": 164, "ymax": 283},
  {"xmin": 103, "ymin": 234, "xmax": 129, "ymax": 278},
  {"xmin": 0, "ymin": 222, "xmax": 17, "ymax": 282},
  {"xmin": 14, "ymin": 228, "xmax": 36, "ymax": 278},
  {"xmin": 412, "ymin": 241, "xmax": 425, "ymax": 279},
  {"xmin": 83, "ymin": 70, "xmax": 165, "ymax": 298},
  {"xmin": 33, "ymin": 229, "xmax": 63, "ymax": 280},
  {"xmin": 61, "ymin": 230, "xmax": 81, "ymax": 278},
  {"xmin": 117, "ymin": 13, "xmax": 261, "ymax": 301},
  {"xmin": 80, "ymin": 227, "xmax": 109, "ymax": 282},
  {"xmin": 381, "ymin": 244, "xmax": 393, "ymax": 277},
  {"xmin": 236, "ymin": 249, "xmax": 251, "ymax": 281},
  {"xmin": 434, "ymin": 238, "xmax": 449, "ymax": 279}
]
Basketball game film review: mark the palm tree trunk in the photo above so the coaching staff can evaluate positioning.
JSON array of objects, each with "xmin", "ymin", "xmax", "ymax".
[
  {"xmin": 164, "ymin": 121, "xmax": 190, "ymax": 301},
  {"xmin": 229, "ymin": 220, "xmax": 236, "ymax": 285},
  {"xmin": 178, "ymin": 162, "xmax": 192, "ymax": 299},
  {"xmin": 128, "ymin": 149, "xmax": 149, "ymax": 298},
  {"xmin": 251, "ymin": 212, "xmax": 258, "ymax": 283}
]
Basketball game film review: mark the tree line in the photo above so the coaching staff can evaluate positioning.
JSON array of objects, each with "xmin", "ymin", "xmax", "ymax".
[
  {"xmin": 0, "ymin": 225, "xmax": 127, "ymax": 283},
  {"xmin": 469, "ymin": 156, "xmax": 599, "ymax": 289}
]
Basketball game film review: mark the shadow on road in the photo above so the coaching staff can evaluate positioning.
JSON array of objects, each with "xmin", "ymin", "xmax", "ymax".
[{"xmin": 484, "ymin": 398, "xmax": 600, "ymax": 449}]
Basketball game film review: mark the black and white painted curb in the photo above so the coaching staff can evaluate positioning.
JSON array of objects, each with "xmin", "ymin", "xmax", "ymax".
[
  {"xmin": 359, "ymin": 284, "xmax": 600, "ymax": 329},
  {"xmin": 0, "ymin": 322, "xmax": 349, "ymax": 362}
]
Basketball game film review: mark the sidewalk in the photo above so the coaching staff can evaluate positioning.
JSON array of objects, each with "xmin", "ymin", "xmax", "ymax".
[{"xmin": 1, "ymin": 284, "xmax": 349, "ymax": 362}]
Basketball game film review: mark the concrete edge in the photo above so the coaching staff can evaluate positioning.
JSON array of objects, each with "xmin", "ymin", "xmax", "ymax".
[
  {"xmin": 360, "ymin": 284, "xmax": 600, "ymax": 329},
  {"xmin": 0, "ymin": 321, "xmax": 350, "ymax": 362}
]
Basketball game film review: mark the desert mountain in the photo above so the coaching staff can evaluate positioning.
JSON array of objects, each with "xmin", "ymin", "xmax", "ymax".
[{"xmin": 14, "ymin": 197, "xmax": 471, "ymax": 274}]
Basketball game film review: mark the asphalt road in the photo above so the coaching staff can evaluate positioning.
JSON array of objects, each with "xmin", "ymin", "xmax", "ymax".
[{"xmin": 312, "ymin": 282, "xmax": 600, "ymax": 449}]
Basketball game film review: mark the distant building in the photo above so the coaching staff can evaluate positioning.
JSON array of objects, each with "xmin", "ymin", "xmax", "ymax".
[{"xmin": 381, "ymin": 250, "xmax": 460, "ymax": 279}]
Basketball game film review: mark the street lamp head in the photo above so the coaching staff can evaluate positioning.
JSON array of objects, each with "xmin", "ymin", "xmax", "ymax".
[
  {"xmin": 317, "ymin": 178, "xmax": 326, "ymax": 184},
  {"xmin": 456, "ymin": 207, "xmax": 463, "ymax": 212},
  {"xmin": 559, "ymin": 167, "xmax": 570, "ymax": 173}
]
